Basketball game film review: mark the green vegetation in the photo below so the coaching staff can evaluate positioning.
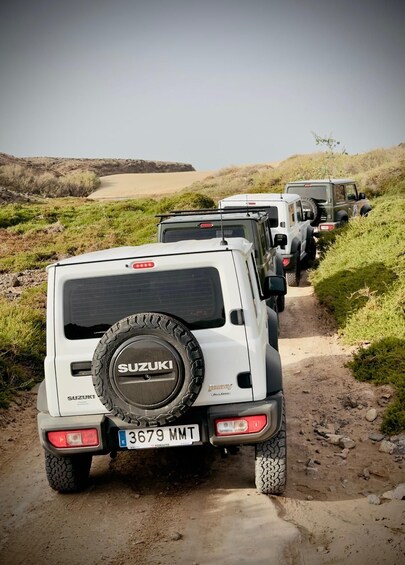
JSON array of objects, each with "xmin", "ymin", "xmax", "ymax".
[
  {"xmin": 1, "ymin": 144, "xmax": 404, "ymax": 431},
  {"xmin": 310, "ymin": 196, "xmax": 405, "ymax": 433},
  {"xmin": 185, "ymin": 144, "xmax": 405, "ymax": 199},
  {"xmin": 0, "ymin": 164, "xmax": 101, "ymax": 197}
]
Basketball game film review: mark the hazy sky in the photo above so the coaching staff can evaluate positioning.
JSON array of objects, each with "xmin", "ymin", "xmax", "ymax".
[{"xmin": 1, "ymin": 0, "xmax": 404, "ymax": 169}]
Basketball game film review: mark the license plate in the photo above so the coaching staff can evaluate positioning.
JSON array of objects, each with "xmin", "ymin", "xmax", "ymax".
[{"xmin": 118, "ymin": 424, "xmax": 200, "ymax": 449}]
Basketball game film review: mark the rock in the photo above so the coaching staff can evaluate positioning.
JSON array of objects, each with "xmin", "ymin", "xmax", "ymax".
[
  {"xmin": 169, "ymin": 532, "xmax": 183, "ymax": 541},
  {"xmin": 11, "ymin": 276, "xmax": 21, "ymax": 287},
  {"xmin": 382, "ymin": 484, "xmax": 405, "ymax": 500},
  {"xmin": 315, "ymin": 424, "xmax": 335, "ymax": 437},
  {"xmin": 306, "ymin": 495, "xmax": 314, "ymax": 501},
  {"xmin": 305, "ymin": 467, "xmax": 319, "ymax": 477},
  {"xmin": 369, "ymin": 433, "xmax": 385, "ymax": 442},
  {"xmin": 338, "ymin": 437, "xmax": 356, "ymax": 449},
  {"xmin": 362, "ymin": 468, "xmax": 370, "ymax": 480},
  {"xmin": 365, "ymin": 408, "xmax": 378, "ymax": 422},
  {"xmin": 326, "ymin": 434, "xmax": 343, "ymax": 445},
  {"xmin": 394, "ymin": 436, "xmax": 405, "ymax": 455},
  {"xmin": 340, "ymin": 448, "xmax": 350, "ymax": 459},
  {"xmin": 379, "ymin": 440, "xmax": 396, "ymax": 454},
  {"xmin": 367, "ymin": 494, "xmax": 381, "ymax": 505},
  {"xmin": 342, "ymin": 394, "xmax": 359, "ymax": 409}
]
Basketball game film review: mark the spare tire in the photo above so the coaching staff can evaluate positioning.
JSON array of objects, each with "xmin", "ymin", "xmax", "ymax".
[
  {"xmin": 92, "ymin": 313, "xmax": 204, "ymax": 426},
  {"xmin": 300, "ymin": 197, "xmax": 321, "ymax": 226}
]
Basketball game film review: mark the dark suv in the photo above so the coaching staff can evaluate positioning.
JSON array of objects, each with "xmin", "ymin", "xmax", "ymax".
[
  {"xmin": 284, "ymin": 178, "xmax": 372, "ymax": 232},
  {"xmin": 157, "ymin": 209, "xmax": 287, "ymax": 312}
]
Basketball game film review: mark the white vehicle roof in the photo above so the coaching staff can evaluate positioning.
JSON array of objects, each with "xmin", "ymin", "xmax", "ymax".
[
  {"xmin": 48, "ymin": 237, "xmax": 253, "ymax": 268},
  {"xmin": 286, "ymin": 178, "xmax": 355, "ymax": 185},
  {"xmin": 219, "ymin": 193, "xmax": 300, "ymax": 204}
]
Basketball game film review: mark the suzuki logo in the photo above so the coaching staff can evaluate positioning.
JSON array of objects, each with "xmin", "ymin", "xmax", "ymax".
[{"xmin": 117, "ymin": 361, "xmax": 174, "ymax": 374}]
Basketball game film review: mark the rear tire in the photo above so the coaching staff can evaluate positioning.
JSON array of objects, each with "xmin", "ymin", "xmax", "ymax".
[
  {"xmin": 45, "ymin": 451, "xmax": 92, "ymax": 493},
  {"xmin": 255, "ymin": 409, "xmax": 287, "ymax": 495},
  {"xmin": 286, "ymin": 257, "xmax": 300, "ymax": 287},
  {"xmin": 305, "ymin": 238, "xmax": 317, "ymax": 267}
]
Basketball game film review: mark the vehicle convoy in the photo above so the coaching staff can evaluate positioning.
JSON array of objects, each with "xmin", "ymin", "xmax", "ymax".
[
  {"xmin": 156, "ymin": 208, "xmax": 286, "ymax": 311},
  {"xmin": 37, "ymin": 238, "xmax": 287, "ymax": 495},
  {"xmin": 218, "ymin": 193, "xmax": 316, "ymax": 287},
  {"xmin": 284, "ymin": 178, "xmax": 372, "ymax": 232}
]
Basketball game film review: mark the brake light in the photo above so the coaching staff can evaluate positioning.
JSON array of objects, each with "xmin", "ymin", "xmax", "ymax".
[
  {"xmin": 282, "ymin": 257, "xmax": 290, "ymax": 267},
  {"xmin": 48, "ymin": 429, "xmax": 99, "ymax": 448},
  {"xmin": 215, "ymin": 415, "xmax": 267, "ymax": 436},
  {"xmin": 319, "ymin": 224, "xmax": 335, "ymax": 231},
  {"xmin": 199, "ymin": 223, "xmax": 214, "ymax": 228},
  {"xmin": 132, "ymin": 261, "xmax": 155, "ymax": 269}
]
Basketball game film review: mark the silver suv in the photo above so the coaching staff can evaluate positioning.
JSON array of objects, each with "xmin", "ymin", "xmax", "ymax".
[
  {"xmin": 37, "ymin": 238, "xmax": 287, "ymax": 495},
  {"xmin": 218, "ymin": 193, "xmax": 316, "ymax": 286}
]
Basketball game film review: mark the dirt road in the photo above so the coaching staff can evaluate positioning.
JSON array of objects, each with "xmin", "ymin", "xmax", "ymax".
[{"xmin": 1, "ymin": 273, "xmax": 404, "ymax": 565}]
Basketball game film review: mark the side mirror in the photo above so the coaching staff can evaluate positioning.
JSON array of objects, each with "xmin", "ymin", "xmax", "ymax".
[
  {"xmin": 358, "ymin": 192, "xmax": 366, "ymax": 200},
  {"xmin": 263, "ymin": 275, "xmax": 287, "ymax": 299},
  {"xmin": 274, "ymin": 233, "xmax": 287, "ymax": 247},
  {"xmin": 304, "ymin": 210, "xmax": 314, "ymax": 220}
]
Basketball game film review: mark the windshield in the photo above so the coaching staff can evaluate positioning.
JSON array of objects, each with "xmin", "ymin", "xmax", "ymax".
[{"xmin": 286, "ymin": 185, "xmax": 328, "ymax": 202}]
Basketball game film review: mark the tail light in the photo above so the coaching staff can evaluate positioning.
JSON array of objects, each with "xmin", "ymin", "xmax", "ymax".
[
  {"xmin": 215, "ymin": 415, "xmax": 267, "ymax": 436},
  {"xmin": 48, "ymin": 429, "xmax": 99, "ymax": 448},
  {"xmin": 282, "ymin": 257, "xmax": 290, "ymax": 267},
  {"xmin": 319, "ymin": 224, "xmax": 335, "ymax": 231}
]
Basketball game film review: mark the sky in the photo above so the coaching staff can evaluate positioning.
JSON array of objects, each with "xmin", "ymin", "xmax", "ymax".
[{"xmin": 0, "ymin": 0, "xmax": 404, "ymax": 170}]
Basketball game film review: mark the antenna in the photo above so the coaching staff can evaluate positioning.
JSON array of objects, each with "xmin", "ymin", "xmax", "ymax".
[{"xmin": 219, "ymin": 204, "xmax": 228, "ymax": 245}]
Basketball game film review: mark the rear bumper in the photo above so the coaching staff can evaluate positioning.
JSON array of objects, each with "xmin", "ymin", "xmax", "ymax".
[{"xmin": 37, "ymin": 392, "xmax": 284, "ymax": 456}]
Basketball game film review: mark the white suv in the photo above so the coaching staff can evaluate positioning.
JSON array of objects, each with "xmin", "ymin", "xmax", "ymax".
[
  {"xmin": 37, "ymin": 238, "xmax": 287, "ymax": 495},
  {"xmin": 218, "ymin": 193, "xmax": 316, "ymax": 286}
]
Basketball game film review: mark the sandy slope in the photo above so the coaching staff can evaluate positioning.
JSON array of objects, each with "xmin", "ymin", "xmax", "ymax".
[{"xmin": 89, "ymin": 171, "xmax": 214, "ymax": 200}]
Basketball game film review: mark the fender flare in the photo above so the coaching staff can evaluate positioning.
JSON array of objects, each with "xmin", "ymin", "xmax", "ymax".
[
  {"xmin": 266, "ymin": 344, "xmax": 283, "ymax": 394},
  {"xmin": 37, "ymin": 380, "xmax": 48, "ymax": 413},
  {"xmin": 275, "ymin": 253, "xmax": 284, "ymax": 276},
  {"xmin": 267, "ymin": 307, "xmax": 279, "ymax": 351},
  {"xmin": 336, "ymin": 211, "xmax": 349, "ymax": 224},
  {"xmin": 305, "ymin": 225, "xmax": 315, "ymax": 244},
  {"xmin": 290, "ymin": 237, "xmax": 301, "ymax": 255}
]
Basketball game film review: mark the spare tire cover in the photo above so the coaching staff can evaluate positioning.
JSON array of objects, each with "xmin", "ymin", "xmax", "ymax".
[
  {"xmin": 92, "ymin": 313, "xmax": 204, "ymax": 426},
  {"xmin": 300, "ymin": 197, "xmax": 321, "ymax": 226}
]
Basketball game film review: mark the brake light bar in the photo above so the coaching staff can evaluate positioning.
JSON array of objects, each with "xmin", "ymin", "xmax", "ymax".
[
  {"xmin": 215, "ymin": 415, "xmax": 267, "ymax": 436},
  {"xmin": 131, "ymin": 261, "xmax": 155, "ymax": 270},
  {"xmin": 199, "ymin": 223, "xmax": 214, "ymax": 228},
  {"xmin": 48, "ymin": 429, "xmax": 99, "ymax": 448}
]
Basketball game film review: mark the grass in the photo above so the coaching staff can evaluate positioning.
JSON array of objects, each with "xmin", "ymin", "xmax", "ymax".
[
  {"xmin": 1, "ymin": 144, "xmax": 404, "ymax": 431},
  {"xmin": 184, "ymin": 144, "xmax": 405, "ymax": 199},
  {"xmin": 0, "ymin": 164, "xmax": 101, "ymax": 197},
  {"xmin": 310, "ymin": 196, "xmax": 405, "ymax": 433}
]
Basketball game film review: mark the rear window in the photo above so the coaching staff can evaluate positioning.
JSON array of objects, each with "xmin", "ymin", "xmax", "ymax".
[
  {"xmin": 63, "ymin": 267, "xmax": 225, "ymax": 340},
  {"xmin": 286, "ymin": 185, "xmax": 328, "ymax": 202},
  {"xmin": 162, "ymin": 225, "xmax": 245, "ymax": 243}
]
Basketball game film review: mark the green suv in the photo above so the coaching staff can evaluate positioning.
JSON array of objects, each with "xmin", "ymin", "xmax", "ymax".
[{"xmin": 284, "ymin": 178, "xmax": 372, "ymax": 232}]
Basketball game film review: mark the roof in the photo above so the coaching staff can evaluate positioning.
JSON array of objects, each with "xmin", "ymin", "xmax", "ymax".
[
  {"xmin": 49, "ymin": 237, "xmax": 253, "ymax": 268},
  {"xmin": 160, "ymin": 210, "xmax": 267, "ymax": 224},
  {"xmin": 219, "ymin": 192, "xmax": 300, "ymax": 204},
  {"xmin": 285, "ymin": 178, "xmax": 355, "ymax": 185}
]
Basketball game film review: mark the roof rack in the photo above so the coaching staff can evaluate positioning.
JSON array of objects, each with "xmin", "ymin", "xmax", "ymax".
[{"xmin": 155, "ymin": 208, "xmax": 270, "ymax": 220}]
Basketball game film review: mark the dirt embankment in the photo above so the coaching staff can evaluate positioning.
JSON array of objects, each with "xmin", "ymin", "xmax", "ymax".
[
  {"xmin": 0, "ymin": 152, "xmax": 195, "ymax": 177},
  {"xmin": 0, "ymin": 272, "xmax": 404, "ymax": 564}
]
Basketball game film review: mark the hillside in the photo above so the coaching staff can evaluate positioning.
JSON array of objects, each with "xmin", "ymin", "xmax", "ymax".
[{"xmin": 0, "ymin": 153, "xmax": 195, "ymax": 177}]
